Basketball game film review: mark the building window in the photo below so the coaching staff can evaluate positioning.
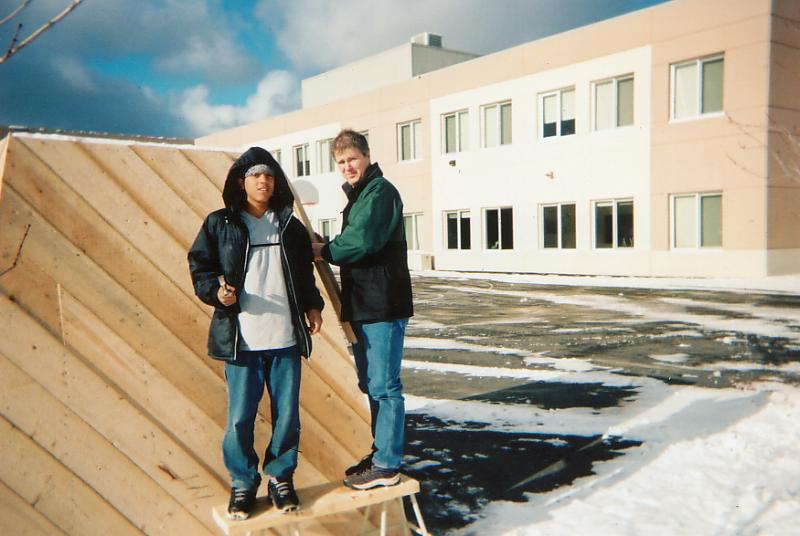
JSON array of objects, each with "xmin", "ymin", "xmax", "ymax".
[
  {"xmin": 541, "ymin": 88, "xmax": 575, "ymax": 138},
  {"xmin": 403, "ymin": 213, "xmax": 422, "ymax": 251},
  {"xmin": 593, "ymin": 199, "xmax": 634, "ymax": 248},
  {"xmin": 594, "ymin": 75, "xmax": 633, "ymax": 130},
  {"xmin": 482, "ymin": 101, "xmax": 512, "ymax": 147},
  {"xmin": 445, "ymin": 210, "xmax": 471, "ymax": 250},
  {"xmin": 485, "ymin": 207, "xmax": 513, "ymax": 250},
  {"xmin": 318, "ymin": 218, "xmax": 337, "ymax": 242},
  {"xmin": 317, "ymin": 138, "xmax": 335, "ymax": 173},
  {"xmin": 443, "ymin": 110, "xmax": 468, "ymax": 154},
  {"xmin": 672, "ymin": 193, "xmax": 722, "ymax": 248},
  {"xmin": 672, "ymin": 55, "xmax": 723, "ymax": 120},
  {"xmin": 294, "ymin": 144, "xmax": 310, "ymax": 177},
  {"xmin": 398, "ymin": 120, "xmax": 422, "ymax": 161},
  {"xmin": 542, "ymin": 203, "xmax": 576, "ymax": 249},
  {"xmin": 272, "ymin": 149, "xmax": 282, "ymax": 166}
]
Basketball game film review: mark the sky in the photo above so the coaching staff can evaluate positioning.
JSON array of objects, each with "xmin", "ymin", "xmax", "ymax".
[{"xmin": 0, "ymin": 0, "xmax": 668, "ymax": 139}]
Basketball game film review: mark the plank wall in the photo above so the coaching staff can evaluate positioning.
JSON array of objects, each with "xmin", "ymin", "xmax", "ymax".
[{"xmin": 0, "ymin": 134, "xmax": 373, "ymax": 535}]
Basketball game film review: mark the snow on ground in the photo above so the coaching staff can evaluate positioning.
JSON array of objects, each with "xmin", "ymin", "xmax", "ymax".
[
  {"xmin": 430, "ymin": 284, "xmax": 800, "ymax": 342},
  {"xmin": 405, "ymin": 319, "xmax": 800, "ymax": 535},
  {"xmin": 415, "ymin": 270, "xmax": 800, "ymax": 295},
  {"xmin": 452, "ymin": 383, "xmax": 800, "ymax": 536}
]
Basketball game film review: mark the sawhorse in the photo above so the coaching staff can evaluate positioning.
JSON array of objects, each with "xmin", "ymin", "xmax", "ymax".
[{"xmin": 211, "ymin": 475, "xmax": 430, "ymax": 536}]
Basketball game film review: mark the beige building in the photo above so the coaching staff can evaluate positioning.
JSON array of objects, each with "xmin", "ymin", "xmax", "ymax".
[{"xmin": 198, "ymin": 0, "xmax": 800, "ymax": 277}]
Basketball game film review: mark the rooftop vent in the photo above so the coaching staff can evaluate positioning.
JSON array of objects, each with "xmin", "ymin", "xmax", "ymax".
[{"xmin": 411, "ymin": 32, "xmax": 442, "ymax": 47}]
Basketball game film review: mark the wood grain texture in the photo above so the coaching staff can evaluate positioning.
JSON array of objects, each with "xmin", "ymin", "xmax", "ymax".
[{"xmin": 0, "ymin": 134, "xmax": 371, "ymax": 535}]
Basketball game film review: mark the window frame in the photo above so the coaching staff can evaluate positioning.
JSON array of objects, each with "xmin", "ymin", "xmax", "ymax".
[
  {"xmin": 539, "ymin": 87, "xmax": 576, "ymax": 139},
  {"xmin": 592, "ymin": 198, "xmax": 634, "ymax": 249},
  {"xmin": 317, "ymin": 218, "xmax": 337, "ymax": 242},
  {"xmin": 403, "ymin": 212, "xmax": 423, "ymax": 251},
  {"xmin": 442, "ymin": 109, "xmax": 469, "ymax": 154},
  {"xmin": 670, "ymin": 192, "xmax": 723, "ymax": 250},
  {"xmin": 481, "ymin": 101, "xmax": 512, "ymax": 148},
  {"xmin": 397, "ymin": 119, "xmax": 422, "ymax": 162},
  {"xmin": 483, "ymin": 206, "xmax": 514, "ymax": 250},
  {"xmin": 316, "ymin": 138, "xmax": 335, "ymax": 174},
  {"xmin": 592, "ymin": 74, "xmax": 634, "ymax": 131},
  {"xmin": 670, "ymin": 54, "xmax": 724, "ymax": 122},
  {"xmin": 271, "ymin": 149, "xmax": 282, "ymax": 166},
  {"xmin": 540, "ymin": 202, "xmax": 577, "ymax": 250},
  {"xmin": 444, "ymin": 209, "xmax": 471, "ymax": 250},
  {"xmin": 293, "ymin": 143, "xmax": 310, "ymax": 177}
]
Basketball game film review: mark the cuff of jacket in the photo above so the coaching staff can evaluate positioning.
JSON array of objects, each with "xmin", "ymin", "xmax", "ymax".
[{"xmin": 321, "ymin": 243, "xmax": 335, "ymax": 265}]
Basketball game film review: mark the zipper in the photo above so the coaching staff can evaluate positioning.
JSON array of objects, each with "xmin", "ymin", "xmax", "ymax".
[
  {"xmin": 231, "ymin": 215, "xmax": 249, "ymax": 360},
  {"xmin": 279, "ymin": 211, "xmax": 309, "ymax": 356}
]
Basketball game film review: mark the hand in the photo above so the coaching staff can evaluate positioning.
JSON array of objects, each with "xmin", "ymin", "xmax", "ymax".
[
  {"xmin": 311, "ymin": 242, "xmax": 325, "ymax": 262},
  {"xmin": 217, "ymin": 282, "xmax": 237, "ymax": 306},
  {"xmin": 306, "ymin": 309, "xmax": 322, "ymax": 335}
]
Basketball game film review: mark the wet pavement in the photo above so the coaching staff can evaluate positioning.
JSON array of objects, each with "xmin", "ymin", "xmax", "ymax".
[{"xmin": 400, "ymin": 273, "xmax": 800, "ymax": 534}]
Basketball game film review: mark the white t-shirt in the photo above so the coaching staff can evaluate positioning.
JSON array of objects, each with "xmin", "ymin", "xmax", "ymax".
[{"xmin": 237, "ymin": 210, "xmax": 296, "ymax": 351}]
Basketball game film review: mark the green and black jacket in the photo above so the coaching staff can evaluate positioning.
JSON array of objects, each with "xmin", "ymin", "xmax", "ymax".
[{"xmin": 321, "ymin": 163, "xmax": 413, "ymax": 322}]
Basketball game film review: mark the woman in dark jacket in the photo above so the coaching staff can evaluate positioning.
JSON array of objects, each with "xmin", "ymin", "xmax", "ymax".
[{"xmin": 188, "ymin": 146, "xmax": 323, "ymax": 519}]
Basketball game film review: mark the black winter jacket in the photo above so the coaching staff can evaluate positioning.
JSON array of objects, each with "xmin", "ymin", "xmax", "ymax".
[{"xmin": 188, "ymin": 147, "xmax": 324, "ymax": 360}]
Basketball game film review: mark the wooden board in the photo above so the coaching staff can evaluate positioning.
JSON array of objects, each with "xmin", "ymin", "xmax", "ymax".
[
  {"xmin": 0, "ymin": 481, "xmax": 68, "ymax": 536},
  {"xmin": 212, "ymin": 476, "xmax": 419, "ymax": 536},
  {"xmin": 0, "ymin": 133, "xmax": 374, "ymax": 536}
]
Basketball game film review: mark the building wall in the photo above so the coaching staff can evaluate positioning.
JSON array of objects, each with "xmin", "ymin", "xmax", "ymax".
[
  {"xmin": 648, "ymin": 0, "xmax": 774, "ymax": 276},
  {"xmin": 431, "ymin": 46, "xmax": 652, "ymax": 275},
  {"xmin": 199, "ymin": 0, "xmax": 797, "ymax": 277},
  {"xmin": 766, "ymin": 0, "xmax": 800, "ymax": 274}
]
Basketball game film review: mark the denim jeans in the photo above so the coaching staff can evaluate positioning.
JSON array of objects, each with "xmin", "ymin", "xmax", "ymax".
[
  {"xmin": 222, "ymin": 346, "xmax": 301, "ymax": 490},
  {"xmin": 351, "ymin": 318, "xmax": 408, "ymax": 470}
]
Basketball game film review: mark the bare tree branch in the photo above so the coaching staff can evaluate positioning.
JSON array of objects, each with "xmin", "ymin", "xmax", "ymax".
[
  {"xmin": 0, "ymin": 0, "xmax": 32, "ymax": 26},
  {"xmin": 4, "ymin": 22, "xmax": 23, "ymax": 58},
  {"xmin": 0, "ymin": 0, "xmax": 84, "ymax": 65}
]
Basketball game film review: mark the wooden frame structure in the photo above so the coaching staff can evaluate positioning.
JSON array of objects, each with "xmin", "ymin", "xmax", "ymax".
[{"xmin": 0, "ymin": 133, "xmax": 420, "ymax": 535}]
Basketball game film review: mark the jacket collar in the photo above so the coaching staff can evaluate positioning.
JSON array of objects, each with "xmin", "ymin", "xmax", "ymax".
[{"xmin": 342, "ymin": 162, "xmax": 382, "ymax": 200}]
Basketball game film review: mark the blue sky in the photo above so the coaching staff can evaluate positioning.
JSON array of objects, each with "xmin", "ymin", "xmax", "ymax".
[{"xmin": 0, "ymin": 0, "xmax": 668, "ymax": 139}]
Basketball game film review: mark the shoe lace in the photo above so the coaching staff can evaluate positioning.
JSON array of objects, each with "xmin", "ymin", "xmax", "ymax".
[
  {"xmin": 231, "ymin": 488, "xmax": 250, "ymax": 505},
  {"xmin": 272, "ymin": 479, "xmax": 292, "ymax": 497}
]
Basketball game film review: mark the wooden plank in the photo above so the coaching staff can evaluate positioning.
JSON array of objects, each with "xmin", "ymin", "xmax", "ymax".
[
  {"xmin": 130, "ymin": 144, "xmax": 222, "ymax": 220},
  {"xmin": 5, "ymin": 138, "xmax": 212, "ymax": 354},
  {"xmin": 0, "ymin": 293, "xmax": 229, "ymax": 531},
  {"xmin": 18, "ymin": 138, "xmax": 192, "ymax": 301},
  {"xmin": 0, "ymin": 416, "xmax": 141, "ymax": 536},
  {"xmin": 4, "ymin": 140, "xmax": 368, "ymax": 455},
  {"xmin": 59, "ymin": 289, "xmax": 338, "ymax": 489},
  {"xmin": 0, "ymin": 193, "xmax": 354, "ymax": 490},
  {"xmin": 212, "ymin": 476, "xmax": 419, "ymax": 536},
  {"xmin": 79, "ymin": 142, "xmax": 204, "ymax": 251},
  {"xmin": 0, "ymin": 354, "xmax": 213, "ymax": 536},
  {"xmin": 0, "ymin": 185, "xmax": 226, "ymax": 423},
  {"xmin": 180, "ymin": 148, "xmax": 237, "ymax": 191},
  {"xmin": 0, "ymin": 481, "xmax": 68, "ymax": 536},
  {"xmin": 0, "ymin": 133, "xmax": 9, "ymax": 194}
]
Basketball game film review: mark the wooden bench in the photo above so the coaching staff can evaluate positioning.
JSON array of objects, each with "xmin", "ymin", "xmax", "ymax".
[{"xmin": 211, "ymin": 475, "xmax": 430, "ymax": 536}]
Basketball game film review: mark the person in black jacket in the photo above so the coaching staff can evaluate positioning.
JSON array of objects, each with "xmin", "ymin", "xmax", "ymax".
[
  {"xmin": 312, "ymin": 129, "xmax": 413, "ymax": 490},
  {"xmin": 188, "ymin": 146, "xmax": 323, "ymax": 520}
]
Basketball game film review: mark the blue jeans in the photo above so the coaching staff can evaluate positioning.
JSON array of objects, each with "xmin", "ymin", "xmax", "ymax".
[
  {"xmin": 351, "ymin": 318, "xmax": 408, "ymax": 471},
  {"xmin": 222, "ymin": 346, "xmax": 301, "ymax": 490}
]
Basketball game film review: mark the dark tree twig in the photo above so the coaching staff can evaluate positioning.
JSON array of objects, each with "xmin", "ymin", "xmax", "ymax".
[{"xmin": 0, "ymin": 0, "xmax": 84, "ymax": 64}]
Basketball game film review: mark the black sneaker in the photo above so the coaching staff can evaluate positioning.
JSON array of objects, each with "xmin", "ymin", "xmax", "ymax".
[
  {"xmin": 268, "ymin": 476, "xmax": 299, "ymax": 513},
  {"xmin": 227, "ymin": 486, "xmax": 257, "ymax": 520},
  {"xmin": 343, "ymin": 466, "xmax": 400, "ymax": 490},
  {"xmin": 345, "ymin": 452, "xmax": 374, "ymax": 476}
]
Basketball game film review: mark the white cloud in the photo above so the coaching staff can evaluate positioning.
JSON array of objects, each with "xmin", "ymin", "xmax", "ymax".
[
  {"xmin": 179, "ymin": 70, "xmax": 300, "ymax": 135},
  {"xmin": 255, "ymin": 0, "xmax": 661, "ymax": 74},
  {"xmin": 50, "ymin": 56, "xmax": 98, "ymax": 92}
]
